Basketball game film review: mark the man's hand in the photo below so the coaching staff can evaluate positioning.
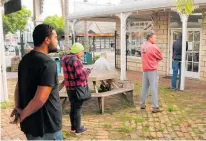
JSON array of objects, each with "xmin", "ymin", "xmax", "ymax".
[{"xmin": 10, "ymin": 108, "xmax": 22, "ymax": 124}]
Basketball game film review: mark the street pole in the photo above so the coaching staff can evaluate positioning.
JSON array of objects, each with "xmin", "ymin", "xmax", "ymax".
[{"xmin": 0, "ymin": 3, "xmax": 8, "ymax": 102}]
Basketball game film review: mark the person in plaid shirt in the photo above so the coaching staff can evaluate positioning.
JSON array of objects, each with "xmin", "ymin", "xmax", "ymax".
[{"xmin": 60, "ymin": 43, "xmax": 91, "ymax": 135}]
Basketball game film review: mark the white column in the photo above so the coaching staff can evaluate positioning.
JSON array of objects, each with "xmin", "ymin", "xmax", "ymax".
[
  {"xmin": 180, "ymin": 14, "xmax": 188, "ymax": 91},
  {"xmin": 70, "ymin": 19, "xmax": 78, "ymax": 44},
  {"xmin": 33, "ymin": 0, "xmax": 44, "ymax": 26},
  {"xmin": 84, "ymin": 21, "xmax": 89, "ymax": 51},
  {"xmin": 0, "ymin": 4, "xmax": 8, "ymax": 102},
  {"xmin": 117, "ymin": 12, "xmax": 132, "ymax": 80},
  {"xmin": 64, "ymin": 0, "xmax": 70, "ymax": 48}
]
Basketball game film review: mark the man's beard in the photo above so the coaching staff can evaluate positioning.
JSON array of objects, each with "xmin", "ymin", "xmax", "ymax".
[{"xmin": 48, "ymin": 45, "xmax": 58, "ymax": 53}]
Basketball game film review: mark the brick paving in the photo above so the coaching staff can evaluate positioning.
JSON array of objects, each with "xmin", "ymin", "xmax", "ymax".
[{"xmin": 1, "ymin": 71, "xmax": 206, "ymax": 140}]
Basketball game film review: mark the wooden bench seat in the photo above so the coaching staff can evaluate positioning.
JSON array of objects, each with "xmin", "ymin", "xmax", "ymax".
[
  {"xmin": 59, "ymin": 92, "xmax": 68, "ymax": 109},
  {"xmin": 91, "ymin": 88, "xmax": 133, "ymax": 97},
  {"xmin": 92, "ymin": 87, "xmax": 134, "ymax": 114},
  {"xmin": 59, "ymin": 87, "xmax": 134, "ymax": 114}
]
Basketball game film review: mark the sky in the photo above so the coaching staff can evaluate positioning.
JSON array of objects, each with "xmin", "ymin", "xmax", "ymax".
[{"xmin": 22, "ymin": 0, "xmax": 121, "ymax": 18}]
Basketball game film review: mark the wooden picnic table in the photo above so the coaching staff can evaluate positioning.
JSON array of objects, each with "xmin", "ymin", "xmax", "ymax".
[
  {"xmin": 88, "ymin": 70, "xmax": 134, "ymax": 114},
  {"xmin": 59, "ymin": 70, "xmax": 134, "ymax": 114},
  {"xmin": 88, "ymin": 70, "xmax": 118, "ymax": 94}
]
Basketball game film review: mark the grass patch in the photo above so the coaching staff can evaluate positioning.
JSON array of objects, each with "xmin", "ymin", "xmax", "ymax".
[
  {"xmin": 168, "ymin": 105, "xmax": 175, "ymax": 112},
  {"xmin": 103, "ymin": 124, "xmax": 112, "ymax": 129},
  {"xmin": 133, "ymin": 117, "xmax": 144, "ymax": 124},
  {"xmin": 62, "ymin": 131, "xmax": 76, "ymax": 139},
  {"xmin": 116, "ymin": 114, "xmax": 144, "ymax": 124},
  {"xmin": 0, "ymin": 101, "xmax": 14, "ymax": 109},
  {"xmin": 143, "ymin": 127, "xmax": 150, "ymax": 132},
  {"xmin": 193, "ymin": 129, "xmax": 204, "ymax": 135},
  {"xmin": 119, "ymin": 123, "xmax": 134, "ymax": 133},
  {"xmin": 157, "ymin": 128, "xmax": 165, "ymax": 132}
]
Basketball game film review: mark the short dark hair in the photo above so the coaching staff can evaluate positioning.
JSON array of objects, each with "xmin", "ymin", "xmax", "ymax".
[
  {"xmin": 32, "ymin": 24, "xmax": 55, "ymax": 47},
  {"xmin": 146, "ymin": 32, "xmax": 155, "ymax": 40}
]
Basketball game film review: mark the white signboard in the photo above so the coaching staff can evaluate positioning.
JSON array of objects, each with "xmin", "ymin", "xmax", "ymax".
[{"xmin": 188, "ymin": 42, "xmax": 193, "ymax": 51}]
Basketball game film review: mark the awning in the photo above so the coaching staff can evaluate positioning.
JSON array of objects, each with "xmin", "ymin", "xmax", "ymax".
[
  {"xmin": 76, "ymin": 33, "xmax": 114, "ymax": 37},
  {"xmin": 68, "ymin": 0, "xmax": 206, "ymax": 20}
]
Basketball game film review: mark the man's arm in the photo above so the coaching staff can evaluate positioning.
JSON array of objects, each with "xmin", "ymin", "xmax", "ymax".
[
  {"xmin": 153, "ymin": 46, "xmax": 163, "ymax": 61},
  {"xmin": 14, "ymin": 82, "xmax": 19, "ymax": 108},
  {"xmin": 20, "ymin": 86, "xmax": 52, "ymax": 121}
]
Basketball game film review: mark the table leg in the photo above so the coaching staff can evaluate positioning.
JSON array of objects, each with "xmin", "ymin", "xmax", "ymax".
[
  {"xmin": 98, "ymin": 97, "xmax": 101, "ymax": 112},
  {"xmin": 93, "ymin": 81, "xmax": 101, "ymax": 112},
  {"xmin": 101, "ymin": 97, "xmax": 104, "ymax": 114},
  {"xmin": 93, "ymin": 81, "xmax": 99, "ymax": 93}
]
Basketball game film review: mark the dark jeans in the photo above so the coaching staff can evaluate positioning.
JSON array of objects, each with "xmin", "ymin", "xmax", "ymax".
[
  {"xmin": 171, "ymin": 60, "xmax": 181, "ymax": 89},
  {"xmin": 26, "ymin": 130, "xmax": 63, "ymax": 140},
  {"xmin": 67, "ymin": 90, "xmax": 84, "ymax": 132}
]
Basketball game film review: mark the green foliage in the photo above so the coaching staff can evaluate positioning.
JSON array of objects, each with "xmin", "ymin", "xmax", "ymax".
[
  {"xmin": 43, "ymin": 15, "xmax": 65, "ymax": 37},
  {"xmin": 176, "ymin": 0, "xmax": 194, "ymax": 15},
  {"xmin": 103, "ymin": 124, "xmax": 112, "ymax": 129},
  {"xmin": 119, "ymin": 123, "xmax": 134, "ymax": 133},
  {"xmin": 62, "ymin": 131, "xmax": 76, "ymax": 139},
  {"xmin": 58, "ymin": 50, "xmax": 69, "ymax": 58},
  {"xmin": 0, "ymin": 101, "xmax": 14, "ymax": 109},
  {"xmin": 93, "ymin": 55, "xmax": 100, "ymax": 63},
  {"xmin": 2, "ymin": 7, "xmax": 31, "ymax": 35},
  {"xmin": 168, "ymin": 105, "xmax": 175, "ymax": 112}
]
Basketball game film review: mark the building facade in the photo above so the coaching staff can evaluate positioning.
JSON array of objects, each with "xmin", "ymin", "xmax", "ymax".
[{"xmin": 115, "ymin": 9, "xmax": 206, "ymax": 81}]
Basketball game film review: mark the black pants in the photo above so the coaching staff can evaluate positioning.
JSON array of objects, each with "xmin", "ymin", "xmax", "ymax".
[{"xmin": 67, "ymin": 90, "xmax": 84, "ymax": 131}]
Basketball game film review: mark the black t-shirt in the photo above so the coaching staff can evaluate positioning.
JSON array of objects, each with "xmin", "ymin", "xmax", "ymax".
[{"xmin": 18, "ymin": 50, "xmax": 62, "ymax": 137}]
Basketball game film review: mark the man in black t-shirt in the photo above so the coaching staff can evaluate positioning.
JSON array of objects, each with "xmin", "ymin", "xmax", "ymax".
[{"xmin": 10, "ymin": 24, "xmax": 62, "ymax": 140}]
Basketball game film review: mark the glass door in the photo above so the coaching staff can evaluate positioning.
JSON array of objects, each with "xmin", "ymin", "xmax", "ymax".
[
  {"xmin": 170, "ymin": 29, "xmax": 201, "ymax": 78},
  {"xmin": 186, "ymin": 30, "xmax": 201, "ymax": 78}
]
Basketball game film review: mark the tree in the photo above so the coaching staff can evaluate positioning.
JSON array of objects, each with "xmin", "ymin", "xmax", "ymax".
[
  {"xmin": 176, "ymin": 0, "xmax": 194, "ymax": 15},
  {"xmin": 43, "ymin": 15, "xmax": 65, "ymax": 38},
  {"xmin": 2, "ymin": 7, "xmax": 31, "ymax": 35}
]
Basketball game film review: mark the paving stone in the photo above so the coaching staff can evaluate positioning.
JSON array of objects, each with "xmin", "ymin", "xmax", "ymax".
[
  {"xmin": 170, "ymin": 132, "xmax": 177, "ymax": 138},
  {"xmin": 150, "ymin": 132, "xmax": 156, "ymax": 138},
  {"xmin": 156, "ymin": 132, "xmax": 163, "ymax": 138},
  {"xmin": 130, "ymin": 133, "xmax": 138, "ymax": 139},
  {"xmin": 183, "ymin": 133, "xmax": 191, "ymax": 139},
  {"xmin": 181, "ymin": 127, "xmax": 188, "ymax": 133},
  {"xmin": 164, "ymin": 134, "xmax": 172, "ymax": 140},
  {"xmin": 176, "ymin": 132, "xmax": 184, "ymax": 137},
  {"xmin": 174, "ymin": 126, "xmax": 181, "ymax": 131},
  {"xmin": 199, "ymin": 134, "xmax": 206, "ymax": 140}
]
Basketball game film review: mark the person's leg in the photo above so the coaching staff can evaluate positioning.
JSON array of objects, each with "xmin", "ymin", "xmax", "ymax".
[
  {"xmin": 26, "ymin": 130, "xmax": 63, "ymax": 140},
  {"xmin": 74, "ymin": 100, "xmax": 85, "ymax": 133},
  {"xmin": 171, "ymin": 60, "xmax": 178, "ymax": 89},
  {"xmin": 68, "ymin": 90, "xmax": 76, "ymax": 131},
  {"xmin": 26, "ymin": 134, "xmax": 42, "ymax": 140},
  {"xmin": 140, "ymin": 72, "xmax": 149, "ymax": 108},
  {"xmin": 44, "ymin": 130, "xmax": 63, "ymax": 140},
  {"xmin": 70, "ymin": 102, "xmax": 76, "ymax": 131},
  {"xmin": 178, "ymin": 61, "xmax": 181, "ymax": 89},
  {"xmin": 148, "ymin": 71, "xmax": 159, "ymax": 109}
]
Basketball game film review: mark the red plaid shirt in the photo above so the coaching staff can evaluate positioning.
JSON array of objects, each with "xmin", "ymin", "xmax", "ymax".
[{"xmin": 62, "ymin": 54, "xmax": 90, "ymax": 89}]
